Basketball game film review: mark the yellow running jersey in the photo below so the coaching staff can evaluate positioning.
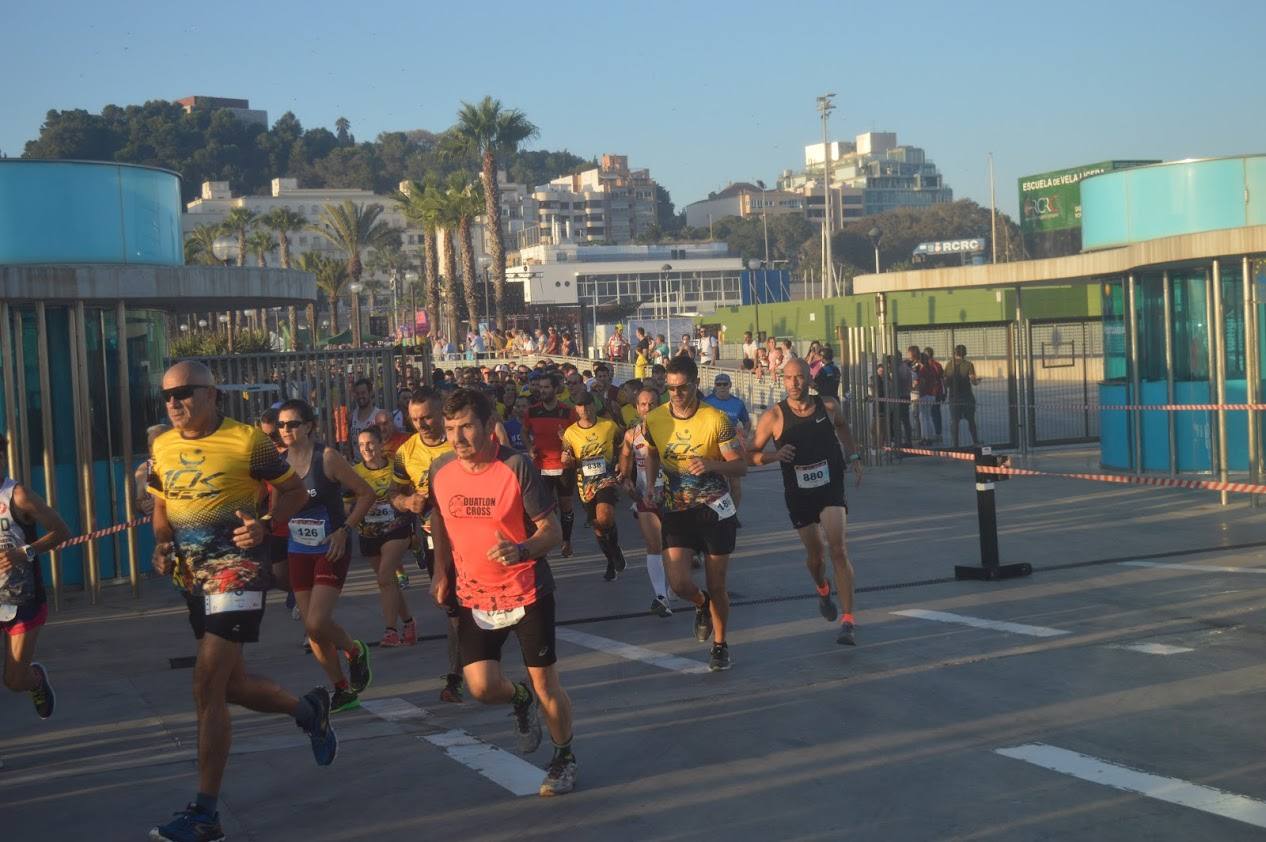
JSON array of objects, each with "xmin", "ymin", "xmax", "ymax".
[
  {"xmin": 561, "ymin": 418, "xmax": 620, "ymax": 502},
  {"xmin": 642, "ymin": 402, "xmax": 738, "ymax": 512},
  {"xmin": 349, "ymin": 460, "xmax": 412, "ymax": 537},
  {"xmin": 148, "ymin": 417, "xmax": 293, "ymax": 594},
  {"xmin": 395, "ymin": 433, "xmax": 453, "ymax": 498}
]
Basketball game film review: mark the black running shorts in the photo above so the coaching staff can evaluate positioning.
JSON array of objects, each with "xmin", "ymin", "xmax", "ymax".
[
  {"xmin": 542, "ymin": 472, "xmax": 575, "ymax": 498},
  {"xmin": 785, "ymin": 485, "xmax": 848, "ymax": 530},
  {"xmin": 358, "ymin": 523, "xmax": 414, "ymax": 558},
  {"xmin": 457, "ymin": 593, "xmax": 556, "ymax": 668},
  {"xmin": 582, "ymin": 485, "xmax": 620, "ymax": 520},
  {"xmin": 184, "ymin": 590, "xmax": 266, "ymax": 644},
  {"xmin": 661, "ymin": 506, "xmax": 738, "ymax": 555}
]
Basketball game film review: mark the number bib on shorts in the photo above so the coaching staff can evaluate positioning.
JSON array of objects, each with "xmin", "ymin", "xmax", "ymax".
[
  {"xmin": 796, "ymin": 460, "xmax": 830, "ymax": 489},
  {"xmin": 540, "ymin": 468, "xmax": 564, "ymax": 477},
  {"xmin": 204, "ymin": 590, "xmax": 264, "ymax": 615},
  {"xmin": 364, "ymin": 502, "xmax": 395, "ymax": 525},
  {"xmin": 0, "ymin": 603, "xmax": 16, "ymax": 622},
  {"xmin": 288, "ymin": 517, "xmax": 328, "ymax": 548},
  {"xmin": 581, "ymin": 457, "xmax": 607, "ymax": 479},
  {"xmin": 471, "ymin": 605, "xmax": 526, "ymax": 630},
  {"xmin": 705, "ymin": 492, "xmax": 737, "ymax": 521}
]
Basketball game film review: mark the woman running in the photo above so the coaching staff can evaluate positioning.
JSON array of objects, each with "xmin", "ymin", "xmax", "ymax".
[
  {"xmin": 350, "ymin": 427, "xmax": 417, "ymax": 648},
  {"xmin": 277, "ymin": 399, "xmax": 376, "ymax": 712},
  {"xmin": 618, "ymin": 386, "xmax": 671, "ymax": 617}
]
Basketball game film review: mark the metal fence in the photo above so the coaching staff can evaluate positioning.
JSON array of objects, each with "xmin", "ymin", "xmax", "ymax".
[{"xmin": 166, "ymin": 345, "xmax": 432, "ymax": 451}]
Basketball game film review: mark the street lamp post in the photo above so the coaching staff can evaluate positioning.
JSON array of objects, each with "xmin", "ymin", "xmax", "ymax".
[
  {"xmin": 868, "ymin": 226, "xmax": 883, "ymax": 275},
  {"xmin": 404, "ymin": 270, "xmax": 419, "ymax": 346},
  {"xmin": 349, "ymin": 281, "xmax": 364, "ymax": 347},
  {"xmin": 755, "ymin": 179, "xmax": 770, "ymax": 266},
  {"xmin": 816, "ymin": 93, "xmax": 837, "ymax": 298},
  {"xmin": 660, "ymin": 263, "xmax": 672, "ymax": 350}
]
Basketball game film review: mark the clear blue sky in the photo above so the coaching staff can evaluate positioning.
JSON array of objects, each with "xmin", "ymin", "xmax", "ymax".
[{"xmin": 5, "ymin": 0, "xmax": 1265, "ymax": 218}]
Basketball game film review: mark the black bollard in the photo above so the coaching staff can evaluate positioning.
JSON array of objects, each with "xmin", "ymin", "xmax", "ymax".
[{"xmin": 954, "ymin": 446, "xmax": 1032, "ymax": 581}]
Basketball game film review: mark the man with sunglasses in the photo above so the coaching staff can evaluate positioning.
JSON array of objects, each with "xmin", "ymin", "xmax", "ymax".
[
  {"xmin": 148, "ymin": 362, "xmax": 338, "ymax": 842},
  {"xmin": 641, "ymin": 356, "xmax": 747, "ymax": 671}
]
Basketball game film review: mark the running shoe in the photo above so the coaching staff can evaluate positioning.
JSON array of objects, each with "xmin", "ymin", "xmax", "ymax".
[
  {"xmin": 539, "ymin": 753, "xmax": 578, "ymax": 797},
  {"xmin": 560, "ymin": 541, "xmax": 574, "ymax": 558},
  {"xmin": 299, "ymin": 687, "xmax": 338, "ymax": 766},
  {"xmin": 285, "ymin": 590, "xmax": 297, "ymax": 611},
  {"xmin": 691, "ymin": 552, "xmax": 703, "ymax": 570},
  {"xmin": 613, "ymin": 548, "xmax": 627, "ymax": 574},
  {"xmin": 440, "ymin": 673, "xmax": 464, "ymax": 704},
  {"xmin": 291, "ymin": 605, "xmax": 302, "ymax": 621},
  {"xmin": 708, "ymin": 642, "xmax": 732, "ymax": 672},
  {"xmin": 331, "ymin": 686, "xmax": 361, "ymax": 713},
  {"xmin": 347, "ymin": 640, "xmax": 372, "ymax": 693},
  {"xmin": 402, "ymin": 618, "xmax": 418, "ymax": 646},
  {"xmin": 836, "ymin": 621, "xmax": 856, "ymax": 646},
  {"xmin": 396, "ymin": 569, "xmax": 411, "ymax": 590},
  {"xmin": 603, "ymin": 560, "xmax": 616, "ymax": 581},
  {"xmin": 149, "ymin": 804, "xmax": 224, "ymax": 842},
  {"xmin": 29, "ymin": 662, "xmax": 54, "ymax": 720},
  {"xmin": 380, "ymin": 628, "xmax": 402, "ymax": 648},
  {"xmin": 693, "ymin": 592, "xmax": 713, "ymax": 643},
  {"xmin": 650, "ymin": 595, "xmax": 672, "ymax": 618},
  {"xmin": 512, "ymin": 682, "xmax": 542, "ymax": 754},
  {"xmin": 817, "ymin": 591, "xmax": 839, "ymax": 623}
]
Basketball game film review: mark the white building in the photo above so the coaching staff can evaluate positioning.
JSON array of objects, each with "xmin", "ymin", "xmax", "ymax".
[
  {"xmin": 183, "ymin": 177, "xmax": 487, "ymax": 266},
  {"xmin": 685, "ymin": 182, "xmax": 808, "ymax": 229},
  {"xmin": 506, "ymin": 242, "xmax": 745, "ymax": 321},
  {"xmin": 499, "ymin": 154, "xmax": 659, "ymax": 247}
]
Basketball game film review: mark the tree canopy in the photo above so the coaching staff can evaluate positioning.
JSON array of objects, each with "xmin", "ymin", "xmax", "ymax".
[{"xmin": 21, "ymin": 101, "xmax": 597, "ymax": 204}]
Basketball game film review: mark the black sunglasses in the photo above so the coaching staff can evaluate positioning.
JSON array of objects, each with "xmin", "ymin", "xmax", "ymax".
[
  {"xmin": 161, "ymin": 385, "xmax": 211, "ymax": 403},
  {"xmin": 277, "ymin": 420, "xmax": 309, "ymax": 430}
]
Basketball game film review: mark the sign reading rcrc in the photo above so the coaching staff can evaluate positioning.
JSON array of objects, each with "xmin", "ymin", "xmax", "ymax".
[{"xmin": 913, "ymin": 238, "xmax": 987, "ymax": 256}]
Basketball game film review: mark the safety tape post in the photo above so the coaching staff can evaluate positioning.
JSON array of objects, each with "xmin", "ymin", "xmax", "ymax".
[{"xmin": 885, "ymin": 446, "xmax": 1266, "ymax": 496}]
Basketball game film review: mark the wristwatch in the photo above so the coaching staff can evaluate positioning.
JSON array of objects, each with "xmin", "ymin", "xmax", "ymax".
[{"xmin": 21, "ymin": 544, "xmax": 35, "ymax": 562}]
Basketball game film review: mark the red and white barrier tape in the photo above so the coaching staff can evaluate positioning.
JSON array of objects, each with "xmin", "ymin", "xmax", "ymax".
[
  {"xmin": 54, "ymin": 515, "xmax": 152, "ymax": 550},
  {"xmin": 872, "ymin": 396, "xmax": 1266, "ymax": 412},
  {"xmin": 885, "ymin": 446, "xmax": 1266, "ymax": 495}
]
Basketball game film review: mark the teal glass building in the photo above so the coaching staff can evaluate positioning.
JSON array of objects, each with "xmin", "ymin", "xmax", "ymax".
[{"xmin": 0, "ymin": 160, "xmax": 313, "ymax": 603}]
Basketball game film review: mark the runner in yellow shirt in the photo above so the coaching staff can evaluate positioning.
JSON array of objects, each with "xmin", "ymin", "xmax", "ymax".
[{"xmin": 561, "ymin": 393, "xmax": 626, "ymax": 581}]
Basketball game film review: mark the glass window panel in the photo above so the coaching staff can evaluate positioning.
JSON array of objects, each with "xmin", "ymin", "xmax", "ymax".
[{"xmin": 1171, "ymin": 268, "xmax": 1210, "ymax": 382}]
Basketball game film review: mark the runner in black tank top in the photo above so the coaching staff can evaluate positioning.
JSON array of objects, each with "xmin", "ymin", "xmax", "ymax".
[
  {"xmin": 750, "ymin": 358, "xmax": 863, "ymax": 646},
  {"xmin": 774, "ymin": 396, "xmax": 847, "ymax": 507}
]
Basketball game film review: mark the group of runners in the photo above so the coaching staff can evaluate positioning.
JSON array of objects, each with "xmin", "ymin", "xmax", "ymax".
[{"xmin": 0, "ymin": 351, "xmax": 865, "ymax": 842}]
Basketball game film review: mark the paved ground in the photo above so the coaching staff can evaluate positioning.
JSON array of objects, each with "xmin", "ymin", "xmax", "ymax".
[{"xmin": 4, "ymin": 448, "xmax": 1266, "ymax": 840}]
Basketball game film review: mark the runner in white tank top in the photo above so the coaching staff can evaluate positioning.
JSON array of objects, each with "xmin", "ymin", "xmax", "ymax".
[
  {"xmin": 618, "ymin": 386, "xmax": 671, "ymax": 617},
  {"xmin": 0, "ymin": 436, "xmax": 70, "ymax": 724}
]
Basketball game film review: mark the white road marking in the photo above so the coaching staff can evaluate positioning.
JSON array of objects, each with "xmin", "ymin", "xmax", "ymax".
[
  {"xmin": 1111, "ymin": 643, "xmax": 1195, "ymax": 656},
  {"xmin": 891, "ymin": 608, "xmax": 1070, "ymax": 638},
  {"xmin": 1122, "ymin": 561, "xmax": 1266, "ymax": 575},
  {"xmin": 996, "ymin": 743, "xmax": 1266, "ymax": 829},
  {"xmin": 360, "ymin": 697, "xmax": 431, "ymax": 722},
  {"xmin": 422, "ymin": 729, "xmax": 543, "ymax": 797},
  {"xmin": 556, "ymin": 627, "xmax": 710, "ymax": 674}
]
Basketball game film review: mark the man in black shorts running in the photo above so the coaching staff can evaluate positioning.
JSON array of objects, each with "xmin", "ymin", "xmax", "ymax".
[
  {"xmin": 750, "ymin": 358, "xmax": 863, "ymax": 645},
  {"xmin": 642, "ymin": 356, "xmax": 747, "ymax": 671},
  {"xmin": 148, "ymin": 361, "xmax": 337, "ymax": 841}
]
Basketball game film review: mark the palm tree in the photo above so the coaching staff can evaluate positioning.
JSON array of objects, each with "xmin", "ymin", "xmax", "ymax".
[
  {"xmin": 312, "ymin": 201, "xmax": 394, "ymax": 346},
  {"xmin": 184, "ymin": 223, "xmax": 224, "ymax": 266},
  {"xmin": 246, "ymin": 229, "xmax": 274, "ymax": 267},
  {"xmin": 455, "ymin": 96, "xmax": 538, "ymax": 330},
  {"xmin": 449, "ymin": 172, "xmax": 486, "ymax": 334},
  {"xmin": 223, "ymin": 207, "xmax": 259, "ymax": 268},
  {"xmin": 295, "ymin": 251, "xmax": 325, "ymax": 345},
  {"xmin": 261, "ymin": 207, "xmax": 309, "ymax": 349},
  {"xmin": 304, "ymin": 253, "xmax": 350, "ymax": 338},
  {"xmin": 432, "ymin": 187, "xmax": 462, "ymax": 344},
  {"xmin": 260, "ymin": 207, "xmax": 307, "ymax": 269},
  {"xmin": 365, "ymin": 238, "xmax": 410, "ymax": 337},
  {"xmin": 393, "ymin": 181, "xmax": 442, "ymax": 340}
]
